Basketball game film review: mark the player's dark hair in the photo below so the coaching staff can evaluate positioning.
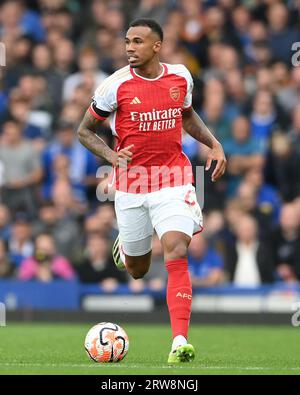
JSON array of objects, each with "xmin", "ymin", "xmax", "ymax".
[{"xmin": 129, "ymin": 18, "xmax": 163, "ymax": 41}]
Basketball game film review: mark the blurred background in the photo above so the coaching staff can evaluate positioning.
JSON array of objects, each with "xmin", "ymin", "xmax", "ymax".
[{"xmin": 0, "ymin": 0, "xmax": 300, "ymax": 323}]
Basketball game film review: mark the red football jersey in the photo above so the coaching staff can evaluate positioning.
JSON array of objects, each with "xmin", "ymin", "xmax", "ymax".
[{"xmin": 89, "ymin": 63, "xmax": 194, "ymax": 193}]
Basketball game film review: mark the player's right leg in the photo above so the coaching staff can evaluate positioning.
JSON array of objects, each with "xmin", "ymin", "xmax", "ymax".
[
  {"xmin": 113, "ymin": 234, "xmax": 153, "ymax": 279},
  {"xmin": 113, "ymin": 191, "xmax": 153, "ymax": 278}
]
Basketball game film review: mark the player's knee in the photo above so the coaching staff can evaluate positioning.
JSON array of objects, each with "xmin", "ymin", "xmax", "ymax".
[
  {"xmin": 125, "ymin": 255, "xmax": 151, "ymax": 280},
  {"xmin": 127, "ymin": 265, "xmax": 149, "ymax": 279},
  {"xmin": 132, "ymin": 273, "xmax": 144, "ymax": 280},
  {"xmin": 164, "ymin": 241, "xmax": 188, "ymax": 261},
  {"xmin": 130, "ymin": 269, "xmax": 148, "ymax": 280}
]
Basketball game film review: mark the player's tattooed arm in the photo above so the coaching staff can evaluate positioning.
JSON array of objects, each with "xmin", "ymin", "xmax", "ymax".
[
  {"xmin": 77, "ymin": 110, "xmax": 134, "ymax": 167},
  {"xmin": 182, "ymin": 108, "xmax": 227, "ymax": 181},
  {"xmin": 182, "ymin": 108, "xmax": 218, "ymax": 148},
  {"xmin": 77, "ymin": 110, "xmax": 117, "ymax": 164}
]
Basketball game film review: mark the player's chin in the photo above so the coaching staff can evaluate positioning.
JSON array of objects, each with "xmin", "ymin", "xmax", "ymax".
[
  {"xmin": 128, "ymin": 62, "xmax": 141, "ymax": 68},
  {"xmin": 128, "ymin": 59, "xmax": 143, "ymax": 68}
]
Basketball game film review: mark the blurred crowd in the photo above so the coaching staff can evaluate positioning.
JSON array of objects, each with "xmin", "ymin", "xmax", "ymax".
[{"xmin": 0, "ymin": 0, "xmax": 300, "ymax": 290}]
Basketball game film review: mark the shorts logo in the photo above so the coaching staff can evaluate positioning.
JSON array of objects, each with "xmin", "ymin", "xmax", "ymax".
[
  {"xmin": 184, "ymin": 190, "xmax": 196, "ymax": 206},
  {"xmin": 176, "ymin": 292, "xmax": 192, "ymax": 300},
  {"xmin": 170, "ymin": 87, "xmax": 180, "ymax": 101}
]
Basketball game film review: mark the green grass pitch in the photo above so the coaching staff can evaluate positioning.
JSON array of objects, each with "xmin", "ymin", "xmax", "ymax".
[{"xmin": 0, "ymin": 323, "xmax": 300, "ymax": 375}]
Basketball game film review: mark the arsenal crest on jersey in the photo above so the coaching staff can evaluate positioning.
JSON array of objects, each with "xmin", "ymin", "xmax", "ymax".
[{"xmin": 170, "ymin": 86, "xmax": 180, "ymax": 101}]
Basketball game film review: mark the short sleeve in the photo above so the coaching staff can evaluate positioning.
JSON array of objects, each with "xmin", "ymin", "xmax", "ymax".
[
  {"xmin": 88, "ymin": 79, "xmax": 118, "ymax": 121},
  {"xmin": 183, "ymin": 67, "xmax": 194, "ymax": 110}
]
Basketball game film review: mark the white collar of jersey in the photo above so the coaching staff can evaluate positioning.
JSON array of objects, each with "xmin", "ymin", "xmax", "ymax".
[{"xmin": 132, "ymin": 63, "xmax": 166, "ymax": 81}]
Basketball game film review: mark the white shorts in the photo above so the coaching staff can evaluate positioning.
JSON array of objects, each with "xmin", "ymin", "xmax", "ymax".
[{"xmin": 115, "ymin": 184, "xmax": 203, "ymax": 256}]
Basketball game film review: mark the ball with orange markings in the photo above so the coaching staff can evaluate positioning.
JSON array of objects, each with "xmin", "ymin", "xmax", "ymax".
[{"xmin": 84, "ymin": 322, "xmax": 129, "ymax": 363}]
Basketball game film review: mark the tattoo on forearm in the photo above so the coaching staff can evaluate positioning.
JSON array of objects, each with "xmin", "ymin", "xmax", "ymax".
[
  {"xmin": 77, "ymin": 111, "xmax": 115, "ymax": 164},
  {"xmin": 183, "ymin": 109, "xmax": 217, "ymax": 149}
]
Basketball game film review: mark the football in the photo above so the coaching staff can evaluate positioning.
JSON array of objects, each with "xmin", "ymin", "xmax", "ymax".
[{"xmin": 84, "ymin": 322, "xmax": 129, "ymax": 363}]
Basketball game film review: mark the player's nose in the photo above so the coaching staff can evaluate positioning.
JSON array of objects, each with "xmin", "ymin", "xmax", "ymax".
[
  {"xmin": 126, "ymin": 48, "xmax": 135, "ymax": 55},
  {"xmin": 126, "ymin": 43, "xmax": 136, "ymax": 53}
]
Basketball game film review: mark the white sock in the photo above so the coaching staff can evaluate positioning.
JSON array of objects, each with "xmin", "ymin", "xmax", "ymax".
[{"xmin": 171, "ymin": 335, "xmax": 187, "ymax": 352}]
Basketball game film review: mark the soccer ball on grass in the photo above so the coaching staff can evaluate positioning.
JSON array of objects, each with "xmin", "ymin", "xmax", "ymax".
[{"xmin": 84, "ymin": 322, "xmax": 129, "ymax": 363}]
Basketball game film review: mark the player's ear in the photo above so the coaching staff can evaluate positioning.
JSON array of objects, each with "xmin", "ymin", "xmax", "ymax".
[{"xmin": 153, "ymin": 41, "xmax": 162, "ymax": 53}]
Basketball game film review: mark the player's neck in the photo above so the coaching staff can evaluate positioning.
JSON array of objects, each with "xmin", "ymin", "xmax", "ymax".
[{"xmin": 134, "ymin": 60, "xmax": 163, "ymax": 80}]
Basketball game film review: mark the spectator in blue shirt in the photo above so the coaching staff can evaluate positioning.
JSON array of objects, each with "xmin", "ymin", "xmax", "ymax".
[
  {"xmin": 8, "ymin": 213, "xmax": 33, "ymax": 267},
  {"xmin": 0, "ymin": 1, "xmax": 45, "ymax": 43},
  {"xmin": 42, "ymin": 120, "xmax": 100, "ymax": 203},
  {"xmin": 223, "ymin": 116, "xmax": 265, "ymax": 196},
  {"xmin": 250, "ymin": 90, "xmax": 277, "ymax": 150},
  {"xmin": 0, "ymin": 0, "xmax": 45, "ymax": 41},
  {"xmin": 188, "ymin": 233, "xmax": 224, "ymax": 287},
  {"xmin": 7, "ymin": 97, "xmax": 45, "ymax": 151},
  {"xmin": 244, "ymin": 166, "xmax": 281, "ymax": 224},
  {"xmin": 267, "ymin": 3, "xmax": 300, "ymax": 65}
]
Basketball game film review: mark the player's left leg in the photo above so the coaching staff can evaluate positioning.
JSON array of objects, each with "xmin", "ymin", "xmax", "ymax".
[
  {"xmin": 160, "ymin": 229, "xmax": 195, "ymax": 363},
  {"xmin": 149, "ymin": 184, "xmax": 203, "ymax": 363}
]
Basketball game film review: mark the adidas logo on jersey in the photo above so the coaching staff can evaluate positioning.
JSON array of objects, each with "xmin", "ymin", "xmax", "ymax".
[{"xmin": 130, "ymin": 97, "xmax": 141, "ymax": 104}]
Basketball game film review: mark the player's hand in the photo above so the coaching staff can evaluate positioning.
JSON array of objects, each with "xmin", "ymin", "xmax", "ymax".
[
  {"xmin": 205, "ymin": 142, "xmax": 227, "ymax": 182},
  {"xmin": 112, "ymin": 144, "xmax": 134, "ymax": 168}
]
